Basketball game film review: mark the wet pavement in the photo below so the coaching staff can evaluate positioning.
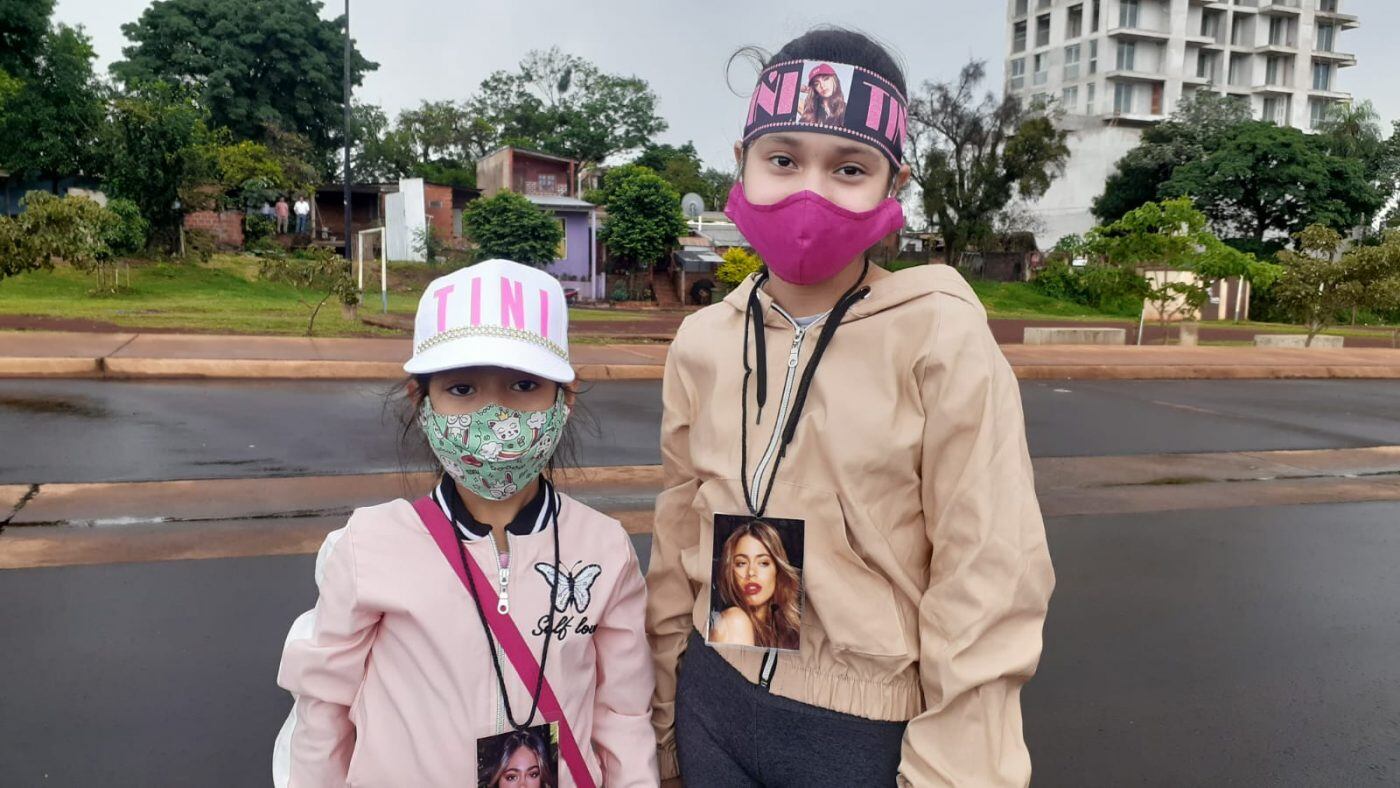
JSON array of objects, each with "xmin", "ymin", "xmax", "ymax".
[
  {"xmin": 2, "ymin": 378, "xmax": 1399, "ymax": 483},
  {"xmin": 1, "ymin": 502, "xmax": 1397, "ymax": 785}
]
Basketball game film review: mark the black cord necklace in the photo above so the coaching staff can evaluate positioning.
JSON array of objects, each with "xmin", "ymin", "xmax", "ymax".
[
  {"xmin": 740, "ymin": 262, "xmax": 871, "ymax": 519},
  {"xmin": 454, "ymin": 484, "xmax": 561, "ymax": 731}
]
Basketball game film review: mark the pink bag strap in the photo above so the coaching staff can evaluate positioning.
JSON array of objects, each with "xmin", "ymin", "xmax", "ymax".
[{"xmin": 411, "ymin": 496, "xmax": 596, "ymax": 788}]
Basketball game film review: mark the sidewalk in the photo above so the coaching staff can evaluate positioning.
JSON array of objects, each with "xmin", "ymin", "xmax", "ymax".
[{"xmin": 2, "ymin": 330, "xmax": 1399, "ymax": 381}]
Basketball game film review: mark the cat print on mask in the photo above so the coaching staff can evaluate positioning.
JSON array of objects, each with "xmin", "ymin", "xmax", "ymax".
[{"xmin": 490, "ymin": 415, "xmax": 522, "ymax": 441}]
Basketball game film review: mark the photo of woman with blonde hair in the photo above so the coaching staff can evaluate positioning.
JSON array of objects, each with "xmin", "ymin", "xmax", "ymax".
[
  {"xmin": 708, "ymin": 519, "xmax": 802, "ymax": 651},
  {"xmin": 797, "ymin": 62, "xmax": 847, "ymax": 126}
]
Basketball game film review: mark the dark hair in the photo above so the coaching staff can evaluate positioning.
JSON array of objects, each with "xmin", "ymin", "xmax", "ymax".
[
  {"xmin": 728, "ymin": 27, "xmax": 906, "ymax": 100},
  {"xmin": 479, "ymin": 728, "xmax": 555, "ymax": 788},
  {"xmin": 729, "ymin": 28, "xmax": 906, "ymax": 180},
  {"xmin": 771, "ymin": 28, "xmax": 906, "ymax": 97}
]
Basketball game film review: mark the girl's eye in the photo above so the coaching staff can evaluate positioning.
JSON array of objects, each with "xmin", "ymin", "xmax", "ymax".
[
  {"xmin": 836, "ymin": 165, "xmax": 866, "ymax": 177},
  {"xmin": 446, "ymin": 384, "xmax": 475, "ymax": 396},
  {"xmin": 511, "ymin": 380, "xmax": 541, "ymax": 393},
  {"xmin": 769, "ymin": 154, "xmax": 796, "ymax": 169},
  {"xmin": 758, "ymin": 559, "xmax": 772, "ymax": 568}
]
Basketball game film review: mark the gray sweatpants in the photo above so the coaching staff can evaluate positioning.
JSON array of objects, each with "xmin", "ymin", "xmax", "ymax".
[{"xmin": 675, "ymin": 631, "xmax": 907, "ymax": 786}]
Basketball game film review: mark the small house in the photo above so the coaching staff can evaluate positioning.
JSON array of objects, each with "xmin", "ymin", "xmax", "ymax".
[{"xmin": 475, "ymin": 146, "xmax": 601, "ymax": 300}]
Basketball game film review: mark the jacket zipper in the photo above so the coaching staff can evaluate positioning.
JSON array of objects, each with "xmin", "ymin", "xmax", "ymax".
[
  {"xmin": 485, "ymin": 535, "xmax": 511, "ymax": 733},
  {"xmin": 748, "ymin": 306, "xmax": 826, "ymax": 508}
]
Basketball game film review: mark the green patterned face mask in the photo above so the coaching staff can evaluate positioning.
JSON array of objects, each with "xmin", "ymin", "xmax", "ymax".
[{"xmin": 419, "ymin": 389, "xmax": 570, "ymax": 501}]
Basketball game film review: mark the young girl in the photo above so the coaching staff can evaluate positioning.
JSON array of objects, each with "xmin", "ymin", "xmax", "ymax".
[
  {"xmin": 647, "ymin": 29, "xmax": 1055, "ymax": 786},
  {"xmin": 275, "ymin": 260, "xmax": 657, "ymax": 787}
]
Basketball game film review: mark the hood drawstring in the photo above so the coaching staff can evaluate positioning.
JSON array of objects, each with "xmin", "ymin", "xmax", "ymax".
[
  {"xmin": 740, "ymin": 261, "xmax": 871, "ymax": 519},
  {"xmin": 744, "ymin": 273, "xmax": 770, "ymax": 423}
]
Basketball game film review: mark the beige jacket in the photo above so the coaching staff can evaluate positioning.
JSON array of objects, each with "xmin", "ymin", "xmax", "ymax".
[{"xmin": 646, "ymin": 265, "xmax": 1055, "ymax": 786}]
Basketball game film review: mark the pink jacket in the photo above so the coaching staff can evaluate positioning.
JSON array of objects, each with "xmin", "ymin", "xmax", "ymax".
[{"xmin": 275, "ymin": 494, "xmax": 657, "ymax": 787}]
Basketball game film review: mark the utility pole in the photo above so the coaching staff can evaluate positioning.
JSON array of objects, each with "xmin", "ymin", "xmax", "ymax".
[{"xmin": 342, "ymin": 0, "xmax": 352, "ymax": 260}]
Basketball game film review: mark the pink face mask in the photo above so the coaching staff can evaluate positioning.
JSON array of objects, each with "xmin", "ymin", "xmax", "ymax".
[{"xmin": 724, "ymin": 181, "xmax": 905, "ymax": 286}]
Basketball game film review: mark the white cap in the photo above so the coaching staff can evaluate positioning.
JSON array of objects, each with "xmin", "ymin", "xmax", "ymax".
[{"xmin": 403, "ymin": 259, "xmax": 574, "ymax": 384}]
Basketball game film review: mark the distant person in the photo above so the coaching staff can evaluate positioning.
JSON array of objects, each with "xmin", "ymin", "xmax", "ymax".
[
  {"xmin": 259, "ymin": 202, "xmax": 275, "ymax": 223},
  {"xmin": 274, "ymin": 197, "xmax": 289, "ymax": 235},
  {"xmin": 273, "ymin": 260, "xmax": 657, "ymax": 786},
  {"xmin": 293, "ymin": 196, "xmax": 311, "ymax": 235}
]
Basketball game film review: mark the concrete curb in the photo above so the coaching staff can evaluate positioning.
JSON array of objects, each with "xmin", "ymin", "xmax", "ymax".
[
  {"xmin": 0, "ymin": 357, "xmax": 104, "ymax": 378},
  {"xmin": 1012, "ymin": 364, "xmax": 1400, "ymax": 381}
]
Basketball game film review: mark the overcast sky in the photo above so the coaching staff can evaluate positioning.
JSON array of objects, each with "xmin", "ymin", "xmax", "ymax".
[{"xmin": 54, "ymin": 0, "xmax": 1400, "ymax": 182}]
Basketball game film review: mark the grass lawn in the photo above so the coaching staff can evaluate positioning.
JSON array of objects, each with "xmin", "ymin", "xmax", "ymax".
[
  {"xmin": 0, "ymin": 256, "xmax": 656, "ymax": 336},
  {"xmin": 967, "ymin": 279, "xmax": 1140, "ymax": 321}
]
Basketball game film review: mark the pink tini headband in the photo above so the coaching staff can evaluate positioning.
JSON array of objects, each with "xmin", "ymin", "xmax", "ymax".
[{"xmin": 742, "ymin": 59, "xmax": 907, "ymax": 166}]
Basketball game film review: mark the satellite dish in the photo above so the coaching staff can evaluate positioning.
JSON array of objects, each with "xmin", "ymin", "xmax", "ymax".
[{"xmin": 681, "ymin": 193, "xmax": 705, "ymax": 219}]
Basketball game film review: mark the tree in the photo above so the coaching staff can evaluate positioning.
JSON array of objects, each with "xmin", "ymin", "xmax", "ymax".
[
  {"xmin": 596, "ymin": 164, "xmax": 688, "ymax": 297},
  {"xmin": 0, "ymin": 0, "xmax": 55, "ymax": 75},
  {"xmin": 907, "ymin": 60, "xmax": 1070, "ymax": 266},
  {"xmin": 350, "ymin": 102, "xmax": 414, "ymax": 183},
  {"xmin": 0, "ymin": 24, "xmax": 104, "ymax": 181},
  {"xmin": 1163, "ymin": 122, "xmax": 1384, "ymax": 241},
  {"xmin": 1092, "ymin": 91, "xmax": 1254, "ymax": 223},
  {"xmin": 99, "ymin": 82, "xmax": 217, "ymax": 244},
  {"xmin": 1316, "ymin": 100, "xmax": 1400, "ymax": 229},
  {"xmin": 261, "ymin": 122, "xmax": 321, "ymax": 194},
  {"xmin": 257, "ymin": 247, "xmax": 360, "ymax": 335},
  {"xmin": 398, "ymin": 100, "xmax": 493, "ymax": 166},
  {"xmin": 468, "ymin": 47, "xmax": 666, "ymax": 170},
  {"xmin": 701, "ymin": 167, "xmax": 735, "ymax": 211},
  {"xmin": 1343, "ymin": 233, "xmax": 1400, "ymax": 342},
  {"xmin": 1085, "ymin": 197, "xmax": 1276, "ymax": 342},
  {"xmin": 111, "ymin": 0, "xmax": 377, "ymax": 160},
  {"xmin": 462, "ymin": 190, "xmax": 563, "ymax": 266},
  {"xmin": 350, "ymin": 100, "xmax": 486, "ymax": 188},
  {"xmin": 631, "ymin": 141, "xmax": 727, "ymax": 209},
  {"xmin": 1273, "ymin": 225, "xmax": 1354, "ymax": 346}
]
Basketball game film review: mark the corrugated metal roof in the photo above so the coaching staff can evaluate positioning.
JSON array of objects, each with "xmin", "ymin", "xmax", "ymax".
[
  {"xmin": 698, "ymin": 224, "xmax": 749, "ymax": 247},
  {"xmin": 526, "ymin": 195, "xmax": 595, "ymax": 210}
]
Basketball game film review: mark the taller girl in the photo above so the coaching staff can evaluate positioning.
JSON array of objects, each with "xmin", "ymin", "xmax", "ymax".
[{"xmin": 647, "ymin": 30, "xmax": 1055, "ymax": 786}]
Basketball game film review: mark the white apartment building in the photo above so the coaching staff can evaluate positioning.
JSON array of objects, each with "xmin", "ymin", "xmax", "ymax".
[{"xmin": 1005, "ymin": 0, "xmax": 1358, "ymax": 246}]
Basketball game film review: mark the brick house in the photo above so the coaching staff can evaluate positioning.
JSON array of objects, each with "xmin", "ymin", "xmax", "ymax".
[
  {"xmin": 475, "ymin": 147, "xmax": 601, "ymax": 300},
  {"xmin": 314, "ymin": 181, "xmax": 480, "ymax": 252}
]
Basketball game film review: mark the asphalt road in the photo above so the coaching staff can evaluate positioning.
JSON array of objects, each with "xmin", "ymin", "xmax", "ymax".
[
  {"xmin": 1, "ymin": 501, "xmax": 1396, "ymax": 785},
  {"xmin": 2, "ymin": 379, "xmax": 1399, "ymax": 484}
]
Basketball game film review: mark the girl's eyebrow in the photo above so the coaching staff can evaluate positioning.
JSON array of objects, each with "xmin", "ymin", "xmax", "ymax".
[
  {"xmin": 760, "ymin": 134, "xmax": 806, "ymax": 149},
  {"xmin": 830, "ymin": 143, "xmax": 881, "ymax": 159}
]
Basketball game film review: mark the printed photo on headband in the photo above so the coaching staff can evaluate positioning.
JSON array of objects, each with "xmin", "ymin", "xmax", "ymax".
[
  {"xmin": 477, "ymin": 724, "xmax": 559, "ymax": 788},
  {"xmin": 797, "ymin": 61, "xmax": 852, "ymax": 127},
  {"xmin": 743, "ymin": 58, "xmax": 907, "ymax": 167},
  {"xmin": 706, "ymin": 515, "xmax": 805, "ymax": 653}
]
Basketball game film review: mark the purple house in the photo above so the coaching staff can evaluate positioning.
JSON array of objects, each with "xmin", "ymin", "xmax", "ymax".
[{"xmin": 475, "ymin": 147, "xmax": 601, "ymax": 301}]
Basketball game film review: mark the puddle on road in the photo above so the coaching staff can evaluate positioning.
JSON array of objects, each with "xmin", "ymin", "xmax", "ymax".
[{"xmin": 0, "ymin": 395, "xmax": 107, "ymax": 418}]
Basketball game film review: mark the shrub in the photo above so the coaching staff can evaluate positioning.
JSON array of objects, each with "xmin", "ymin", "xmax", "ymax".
[
  {"xmin": 244, "ymin": 214, "xmax": 276, "ymax": 248},
  {"xmin": 103, "ymin": 198, "xmax": 150, "ymax": 256},
  {"xmin": 715, "ymin": 247, "xmax": 762, "ymax": 288}
]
